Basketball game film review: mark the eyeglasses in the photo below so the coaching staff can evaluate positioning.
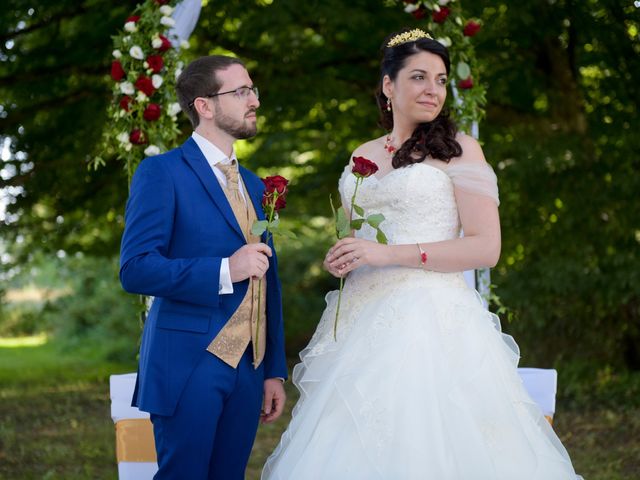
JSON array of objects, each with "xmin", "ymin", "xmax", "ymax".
[{"xmin": 189, "ymin": 86, "xmax": 259, "ymax": 108}]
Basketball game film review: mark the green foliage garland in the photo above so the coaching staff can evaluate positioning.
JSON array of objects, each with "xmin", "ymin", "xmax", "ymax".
[
  {"xmin": 393, "ymin": 0, "xmax": 487, "ymax": 133},
  {"xmin": 93, "ymin": 0, "xmax": 186, "ymax": 180}
]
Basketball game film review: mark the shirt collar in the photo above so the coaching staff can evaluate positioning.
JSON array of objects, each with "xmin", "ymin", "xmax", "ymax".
[{"xmin": 191, "ymin": 131, "xmax": 238, "ymax": 169}]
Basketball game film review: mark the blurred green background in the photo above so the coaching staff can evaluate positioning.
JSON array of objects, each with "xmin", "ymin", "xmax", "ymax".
[{"xmin": 1, "ymin": 0, "xmax": 639, "ymax": 478}]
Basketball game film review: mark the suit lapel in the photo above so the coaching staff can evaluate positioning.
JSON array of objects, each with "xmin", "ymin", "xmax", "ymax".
[{"xmin": 180, "ymin": 137, "xmax": 245, "ymax": 241}]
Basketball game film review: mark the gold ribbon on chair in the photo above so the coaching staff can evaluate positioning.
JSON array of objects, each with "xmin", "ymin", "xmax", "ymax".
[{"xmin": 115, "ymin": 418, "xmax": 157, "ymax": 463}]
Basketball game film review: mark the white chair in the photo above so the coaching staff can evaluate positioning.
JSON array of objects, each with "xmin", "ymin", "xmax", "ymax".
[
  {"xmin": 517, "ymin": 367, "xmax": 558, "ymax": 423},
  {"xmin": 110, "ymin": 373, "xmax": 158, "ymax": 479}
]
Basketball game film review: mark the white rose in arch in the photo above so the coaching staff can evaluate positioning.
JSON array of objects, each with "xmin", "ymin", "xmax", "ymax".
[
  {"xmin": 144, "ymin": 145, "xmax": 161, "ymax": 156},
  {"xmin": 152, "ymin": 74, "xmax": 163, "ymax": 89},
  {"xmin": 404, "ymin": 4, "xmax": 419, "ymax": 13},
  {"xmin": 124, "ymin": 21, "xmax": 137, "ymax": 33},
  {"xmin": 129, "ymin": 46, "xmax": 144, "ymax": 60},
  {"xmin": 151, "ymin": 36, "xmax": 163, "ymax": 49},
  {"xmin": 119, "ymin": 82, "xmax": 135, "ymax": 95},
  {"xmin": 168, "ymin": 102, "xmax": 181, "ymax": 117},
  {"xmin": 112, "ymin": 49, "xmax": 122, "ymax": 58},
  {"xmin": 117, "ymin": 132, "xmax": 130, "ymax": 144},
  {"xmin": 160, "ymin": 16, "xmax": 175, "ymax": 27},
  {"xmin": 136, "ymin": 91, "xmax": 148, "ymax": 103},
  {"xmin": 436, "ymin": 37, "xmax": 452, "ymax": 48},
  {"xmin": 180, "ymin": 40, "xmax": 190, "ymax": 50},
  {"xmin": 159, "ymin": 5, "xmax": 174, "ymax": 15}
]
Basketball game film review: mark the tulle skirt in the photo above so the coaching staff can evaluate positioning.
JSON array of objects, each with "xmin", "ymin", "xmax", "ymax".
[{"xmin": 262, "ymin": 266, "xmax": 581, "ymax": 480}]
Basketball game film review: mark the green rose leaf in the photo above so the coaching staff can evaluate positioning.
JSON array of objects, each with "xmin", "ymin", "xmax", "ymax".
[
  {"xmin": 251, "ymin": 220, "xmax": 268, "ymax": 236},
  {"xmin": 367, "ymin": 213, "xmax": 385, "ymax": 228},
  {"xmin": 277, "ymin": 229, "xmax": 297, "ymax": 240},
  {"xmin": 353, "ymin": 204, "xmax": 365, "ymax": 217},
  {"xmin": 376, "ymin": 228, "xmax": 388, "ymax": 245},
  {"xmin": 336, "ymin": 208, "xmax": 350, "ymax": 239},
  {"xmin": 329, "ymin": 194, "xmax": 337, "ymax": 220},
  {"xmin": 269, "ymin": 218, "xmax": 280, "ymax": 229},
  {"xmin": 350, "ymin": 218, "xmax": 365, "ymax": 230}
]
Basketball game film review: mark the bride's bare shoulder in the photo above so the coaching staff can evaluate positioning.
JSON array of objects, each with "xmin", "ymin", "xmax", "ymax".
[
  {"xmin": 350, "ymin": 136, "xmax": 386, "ymax": 164},
  {"xmin": 451, "ymin": 132, "xmax": 487, "ymax": 166}
]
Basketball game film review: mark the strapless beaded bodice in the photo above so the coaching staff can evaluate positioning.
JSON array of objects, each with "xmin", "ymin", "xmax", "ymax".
[{"xmin": 339, "ymin": 162, "xmax": 461, "ymax": 245}]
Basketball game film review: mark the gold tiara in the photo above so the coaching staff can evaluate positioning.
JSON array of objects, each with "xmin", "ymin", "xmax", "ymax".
[{"xmin": 387, "ymin": 29, "xmax": 433, "ymax": 48}]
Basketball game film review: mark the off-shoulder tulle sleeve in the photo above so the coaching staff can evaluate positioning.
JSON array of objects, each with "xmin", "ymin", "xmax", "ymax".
[{"xmin": 445, "ymin": 162, "xmax": 500, "ymax": 206}]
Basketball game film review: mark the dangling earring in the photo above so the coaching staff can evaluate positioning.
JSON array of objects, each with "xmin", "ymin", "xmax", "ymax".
[{"xmin": 386, "ymin": 98, "xmax": 392, "ymax": 112}]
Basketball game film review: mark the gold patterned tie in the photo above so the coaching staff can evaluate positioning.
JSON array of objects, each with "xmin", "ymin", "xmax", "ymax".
[
  {"xmin": 216, "ymin": 161, "xmax": 247, "ymax": 234},
  {"xmin": 207, "ymin": 160, "xmax": 267, "ymax": 368}
]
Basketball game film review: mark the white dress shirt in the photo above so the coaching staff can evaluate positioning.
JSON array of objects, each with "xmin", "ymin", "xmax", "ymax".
[{"xmin": 191, "ymin": 131, "xmax": 246, "ymax": 295}]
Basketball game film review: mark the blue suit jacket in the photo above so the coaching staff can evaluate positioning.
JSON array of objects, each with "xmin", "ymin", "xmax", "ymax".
[{"xmin": 120, "ymin": 137, "xmax": 287, "ymax": 416}]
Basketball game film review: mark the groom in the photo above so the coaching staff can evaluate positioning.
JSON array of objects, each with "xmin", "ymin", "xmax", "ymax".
[{"xmin": 119, "ymin": 55, "xmax": 287, "ymax": 479}]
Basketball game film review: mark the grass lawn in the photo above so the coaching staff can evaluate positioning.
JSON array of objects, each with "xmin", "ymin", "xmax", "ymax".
[{"xmin": 0, "ymin": 337, "xmax": 638, "ymax": 479}]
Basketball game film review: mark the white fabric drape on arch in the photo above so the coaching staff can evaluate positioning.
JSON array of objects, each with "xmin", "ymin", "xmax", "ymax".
[{"xmin": 168, "ymin": 0, "xmax": 202, "ymax": 46}]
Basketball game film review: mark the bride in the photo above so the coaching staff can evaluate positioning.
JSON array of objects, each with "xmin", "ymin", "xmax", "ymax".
[{"xmin": 263, "ymin": 28, "xmax": 582, "ymax": 479}]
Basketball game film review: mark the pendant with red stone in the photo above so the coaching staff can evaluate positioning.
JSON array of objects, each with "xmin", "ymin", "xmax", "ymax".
[{"xmin": 384, "ymin": 135, "xmax": 396, "ymax": 154}]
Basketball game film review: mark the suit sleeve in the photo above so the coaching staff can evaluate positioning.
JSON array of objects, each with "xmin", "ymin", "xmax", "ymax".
[{"xmin": 119, "ymin": 157, "xmax": 222, "ymax": 307}]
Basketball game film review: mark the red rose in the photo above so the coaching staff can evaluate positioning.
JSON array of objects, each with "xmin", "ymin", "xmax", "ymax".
[
  {"xmin": 263, "ymin": 192, "xmax": 287, "ymax": 212},
  {"xmin": 129, "ymin": 129, "xmax": 147, "ymax": 145},
  {"xmin": 143, "ymin": 103, "xmax": 161, "ymax": 121},
  {"xmin": 263, "ymin": 175, "xmax": 289, "ymax": 195},
  {"xmin": 110, "ymin": 61, "xmax": 125, "ymax": 81},
  {"xmin": 463, "ymin": 20, "xmax": 482, "ymax": 37},
  {"xmin": 119, "ymin": 95, "xmax": 132, "ymax": 111},
  {"xmin": 157, "ymin": 35, "xmax": 172, "ymax": 52},
  {"xmin": 432, "ymin": 7, "xmax": 450, "ymax": 24},
  {"xmin": 135, "ymin": 76, "xmax": 155, "ymax": 96},
  {"xmin": 125, "ymin": 15, "xmax": 140, "ymax": 24},
  {"xmin": 412, "ymin": 7, "xmax": 427, "ymax": 20},
  {"xmin": 147, "ymin": 55, "xmax": 164, "ymax": 73},
  {"xmin": 458, "ymin": 77, "xmax": 474, "ymax": 89},
  {"xmin": 262, "ymin": 175, "xmax": 289, "ymax": 213},
  {"xmin": 351, "ymin": 156, "xmax": 379, "ymax": 178},
  {"xmin": 275, "ymin": 196, "xmax": 286, "ymax": 211}
]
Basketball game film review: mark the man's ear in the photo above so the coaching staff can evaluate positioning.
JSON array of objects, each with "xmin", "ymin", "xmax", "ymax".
[{"xmin": 193, "ymin": 97, "xmax": 214, "ymax": 121}]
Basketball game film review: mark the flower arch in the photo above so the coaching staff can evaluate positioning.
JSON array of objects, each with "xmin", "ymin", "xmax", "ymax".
[
  {"xmin": 93, "ymin": 0, "xmax": 186, "ymax": 180},
  {"xmin": 94, "ymin": 0, "xmax": 485, "ymax": 180}
]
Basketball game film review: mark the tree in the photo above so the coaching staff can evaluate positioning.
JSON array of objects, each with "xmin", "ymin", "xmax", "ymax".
[
  {"xmin": 1, "ymin": 0, "xmax": 638, "ymax": 367},
  {"xmin": 465, "ymin": 1, "xmax": 640, "ymax": 369}
]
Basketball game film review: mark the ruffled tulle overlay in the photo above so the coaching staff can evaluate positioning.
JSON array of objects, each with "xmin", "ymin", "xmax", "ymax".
[
  {"xmin": 262, "ymin": 268, "xmax": 580, "ymax": 480},
  {"xmin": 263, "ymin": 163, "xmax": 581, "ymax": 479}
]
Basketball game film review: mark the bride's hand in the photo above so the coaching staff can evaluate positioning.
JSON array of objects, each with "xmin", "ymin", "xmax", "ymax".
[
  {"xmin": 324, "ymin": 238, "xmax": 389, "ymax": 276},
  {"xmin": 323, "ymin": 243, "xmax": 346, "ymax": 278}
]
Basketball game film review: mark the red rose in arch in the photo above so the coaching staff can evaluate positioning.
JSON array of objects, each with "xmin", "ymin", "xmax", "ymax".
[
  {"xmin": 111, "ymin": 61, "xmax": 125, "ymax": 81},
  {"xmin": 432, "ymin": 7, "xmax": 451, "ymax": 24},
  {"xmin": 143, "ymin": 104, "xmax": 161, "ymax": 121}
]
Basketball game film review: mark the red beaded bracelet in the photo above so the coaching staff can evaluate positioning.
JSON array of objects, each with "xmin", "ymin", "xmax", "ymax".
[{"xmin": 416, "ymin": 243, "xmax": 427, "ymax": 266}]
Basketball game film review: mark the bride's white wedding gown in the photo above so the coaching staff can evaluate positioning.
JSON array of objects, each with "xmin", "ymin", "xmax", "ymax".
[{"xmin": 263, "ymin": 162, "xmax": 582, "ymax": 479}]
